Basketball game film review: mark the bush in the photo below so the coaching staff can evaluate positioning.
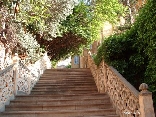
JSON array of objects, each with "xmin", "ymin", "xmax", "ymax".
[{"xmin": 66, "ymin": 64, "xmax": 71, "ymax": 68}]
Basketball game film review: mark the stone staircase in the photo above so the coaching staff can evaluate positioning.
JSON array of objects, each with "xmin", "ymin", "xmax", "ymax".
[{"xmin": 0, "ymin": 68, "xmax": 119, "ymax": 117}]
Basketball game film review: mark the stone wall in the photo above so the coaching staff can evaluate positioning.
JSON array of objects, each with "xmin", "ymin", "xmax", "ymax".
[{"xmin": 87, "ymin": 53, "xmax": 155, "ymax": 117}]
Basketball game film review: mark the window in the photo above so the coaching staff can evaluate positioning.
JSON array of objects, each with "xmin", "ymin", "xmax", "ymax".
[{"xmin": 74, "ymin": 56, "xmax": 79, "ymax": 64}]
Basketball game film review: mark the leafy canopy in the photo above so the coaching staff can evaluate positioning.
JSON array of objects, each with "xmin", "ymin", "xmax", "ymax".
[
  {"xmin": 37, "ymin": 0, "xmax": 125, "ymax": 60},
  {"xmin": 1, "ymin": 0, "xmax": 125, "ymax": 62},
  {"xmin": 59, "ymin": 0, "xmax": 125, "ymax": 43}
]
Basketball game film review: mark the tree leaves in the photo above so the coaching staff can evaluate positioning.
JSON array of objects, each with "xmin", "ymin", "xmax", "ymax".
[{"xmin": 1, "ymin": 0, "xmax": 125, "ymax": 62}]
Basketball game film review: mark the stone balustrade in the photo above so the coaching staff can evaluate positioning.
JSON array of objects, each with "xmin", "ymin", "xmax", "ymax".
[
  {"xmin": 0, "ymin": 53, "xmax": 51, "ymax": 112},
  {"xmin": 87, "ymin": 53, "xmax": 155, "ymax": 117},
  {"xmin": 0, "ymin": 64, "xmax": 15, "ymax": 112},
  {"xmin": 15, "ymin": 53, "xmax": 51, "ymax": 95}
]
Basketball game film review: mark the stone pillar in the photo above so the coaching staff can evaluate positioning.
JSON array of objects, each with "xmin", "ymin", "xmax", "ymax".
[
  {"xmin": 87, "ymin": 51, "xmax": 92, "ymax": 68},
  {"xmin": 0, "ymin": 88, "xmax": 5, "ymax": 112},
  {"xmin": 102, "ymin": 61, "xmax": 107, "ymax": 93},
  {"xmin": 43, "ymin": 52, "xmax": 51, "ymax": 69},
  {"xmin": 12, "ymin": 53, "xmax": 20, "ymax": 95},
  {"xmin": 139, "ymin": 83, "xmax": 155, "ymax": 117},
  {"xmin": 80, "ymin": 56, "xmax": 84, "ymax": 68},
  {"xmin": 12, "ymin": 53, "xmax": 20, "ymax": 65},
  {"xmin": 0, "ymin": 42, "xmax": 5, "ymax": 70}
]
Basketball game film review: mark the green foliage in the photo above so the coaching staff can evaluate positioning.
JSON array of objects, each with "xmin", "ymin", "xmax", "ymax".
[
  {"xmin": 134, "ymin": 0, "xmax": 156, "ymax": 106},
  {"xmin": 66, "ymin": 64, "xmax": 71, "ymax": 68},
  {"xmin": 45, "ymin": 0, "xmax": 125, "ymax": 61},
  {"xmin": 37, "ymin": 32, "xmax": 86, "ymax": 61},
  {"xmin": 51, "ymin": 60, "xmax": 57, "ymax": 68},
  {"xmin": 15, "ymin": 25, "xmax": 42, "ymax": 63},
  {"xmin": 1, "ymin": 0, "xmax": 126, "ymax": 63},
  {"xmin": 94, "ymin": 0, "xmax": 156, "ymax": 107},
  {"xmin": 2, "ymin": 0, "xmax": 78, "ymax": 37},
  {"xmin": 133, "ymin": 0, "xmax": 156, "ymax": 81},
  {"xmin": 35, "ymin": 0, "xmax": 125, "ymax": 61},
  {"xmin": 60, "ymin": 0, "xmax": 125, "ymax": 44},
  {"xmin": 94, "ymin": 30, "xmax": 146, "ymax": 86}
]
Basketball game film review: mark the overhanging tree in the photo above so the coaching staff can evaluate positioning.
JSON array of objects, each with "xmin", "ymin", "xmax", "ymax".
[
  {"xmin": 37, "ymin": 0, "xmax": 125, "ymax": 60},
  {"xmin": 1, "ymin": 0, "xmax": 125, "ymax": 62},
  {"xmin": 0, "ymin": 0, "xmax": 79, "ymax": 60}
]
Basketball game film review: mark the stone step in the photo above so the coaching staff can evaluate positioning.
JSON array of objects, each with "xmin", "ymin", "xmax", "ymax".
[
  {"xmin": 30, "ymin": 91, "xmax": 97, "ymax": 95},
  {"xmin": 42, "ymin": 73, "xmax": 92, "ymax": 75},
  {"xmin": 40, "ymin": 75, "xmax": 93, "ymax": 78},
  {"xmin": 35, "ymin": 84, "xmax": 96, "ymax": 89},
  {"xmin": 42, "ymin": 69, "xmax": 91, "ymax": 73},
  {"xmin": 33, "ymin": 87, "xmax": 97, "ymax": 90},
  {"xmin": 6, "ymin": 103, "xmax": 113, "ymax": 111},
  {"xmin": 0, "ymin": 68, "xmax": 119, "ymax": 117},
  {"xmin": 75, "ymin": 116, "xmax": 120, "ymax": 117},
  {"xmin": 41, "ymin": 70, "xmax": 92, "ymax": 74},
  {"xmin": 43, "ymin": 71, "xmax": 92, "ymax": 73},
  {"xmin": 38, "ymin": 79, "xmax": 94, "ymax": 82},
  {"xmin": 44, "ymin": 68, "xmax": 91, "ymax": 72},
  {"xmin": 0, "ymin": 109, "xmax": 117, "ymax": 117},
  {"xmin": 33, "ymin": 85, "xmax": 96, "ymax": 88},
  {"xmin": 35, "ymin": 83, "xmax": 95, "ymax": 87},
  {"xmin": 15, "ymin": 93, "xmax": 109, "ymax": 100},
  {"xmin": 36, "ymin": 82, "xmax": 95, "ymax": 85},
  {"xmin": 9, "ymin": 98, "xmax": 110, "ymax": 105},
  {"xmin": 78, "ymin": 116, "xmax": 119, "ymax": 117},
  {"xmin": 32, "ymin": 87, "xmax": 97, "ymax": 91},
  {"xmin": 38, "ymin": 78, "xmax": 94, "ymax": 81},
  {"xmin": 0, "ymin": 114, "xmax": 119, "ymax": 117},
  {"xmin": 34, "ymin": 84, "xmax": 96, "ymax": 88},
  {"xmin": 35, "ymin": 84, "xmax": 95, "ymax": 87},
  {"xmin": 42, "ymin": 71, "xmax": 92, "ymax": 73},
  {"xmin": 37, "ymin": 80, "xmax": 95, "ymax": 84},
  {"xmin": 11, "ymin": 97, "xmax": 110, "ymax": 103}
]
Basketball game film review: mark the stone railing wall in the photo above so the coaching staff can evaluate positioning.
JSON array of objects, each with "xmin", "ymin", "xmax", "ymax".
[
  {"xmin": 87, "ymin": 54, "xmax": 155, "ymax": 117},
  {"xmin": 15, "ymin": 61, "xmax": 38, "ymax": 95},
  {"xmin": 0, "ymin": 53, "xmax": 51, "ymax": 112},
  {"xmin": 0, "ymin": 44, "xmax": 12, "ymax": 70},
  {"xmin": 0, "ymin": 64, "xmax": 15, "ymax": 112},
  {"xmin": 15, "ymin": 53, "xmax": 51, "ymax": 95}
]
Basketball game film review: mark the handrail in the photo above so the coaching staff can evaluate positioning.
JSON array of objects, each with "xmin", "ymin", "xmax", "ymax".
[{"xmin": 87, "ymin": 54, "xmax": 154, "ymax": 117}]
